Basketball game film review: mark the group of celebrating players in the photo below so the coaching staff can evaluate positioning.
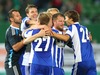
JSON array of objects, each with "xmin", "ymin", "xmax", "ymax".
[{"xmin": 5, "ymin": 4, "xmax": 97, "ymax": 75}]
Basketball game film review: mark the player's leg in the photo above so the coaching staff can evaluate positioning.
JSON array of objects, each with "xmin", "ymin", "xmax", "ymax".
[
  {"xmin": 87, "ymin": 69, "xmax": 97, "ymax": 75},
  {"xmin": 30, "ymin": 64, "xmax": 43, "ymax": 75},
  {"xmin": 20, "ymin": 65, "xmax": 30, "ymax": 75},
  {"xmin": 87, "ymin": 60, "xmax": 97, "ymax": 75},
  {"xmin": 5, "ymin": 64, "xmax": 22, "ymax": 75},
  {"xmin": 43, "ymin": 65, "xmax": 52, "ymax": 75},
  {"xmin": 71, "ymin": 62, "xmax": 86, "ymax": 75},
  {"xmin": 53, "ymin": 67, "xmax": 65, "ymax": 75},
  {"xmin": 30, "ymin": 64, "xmax": 52, "ymax": 75},
  {"xmin": 71, "ymin": 61, "xmax": 97, "ymax": 75}
]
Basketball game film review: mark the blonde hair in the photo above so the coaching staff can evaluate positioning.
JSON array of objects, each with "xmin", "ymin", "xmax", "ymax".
[
  {"xmin": 47, "ymin": 8, "xmax": 59, "ymax": 15},
  {"xmin": 46, "ymin": 12, "xmax": 52, "ymax": 18},
  {"xmin": 38, "ymin": 12, "xmax": 50, "ymax": 25},
  {"xmin": 47, "ymin": 8, "xmax": 59, "ymax": 12}
]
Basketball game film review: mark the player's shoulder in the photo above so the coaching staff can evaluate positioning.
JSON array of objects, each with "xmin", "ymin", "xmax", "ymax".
[
  {"xmin": 80, "ymin": 24, "xmax": 88, "ymax": 30},
  {"xmin": 52, "ymin": 27, "xmax": 59, "ymax": 33},
  {"xmin": 22, "ymin": 17, "xmax": 30, "ymax": 22}
]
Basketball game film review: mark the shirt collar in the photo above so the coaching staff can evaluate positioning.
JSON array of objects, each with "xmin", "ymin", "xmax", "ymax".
[
  {"xmin": 74, "ymin": 22, "xmax": 79, "ymax": 24},
  {"xmin": 10, "ymin": 25, "xmax": 19, "ymax": 30}
]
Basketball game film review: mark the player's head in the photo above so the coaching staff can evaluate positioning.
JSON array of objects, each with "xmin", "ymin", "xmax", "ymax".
[
  {"xmin": 8, "ymin": 9, "xmax": 22, "ymax": 25},
  {"xmin": 64, "ymin": 10, "xmax": 80, "ymax": 26},
  {"xmin": 47, "ymin": 8, "xmax": 59, "ymax": 15},
  {"xmin": 25, "ymin": 4, "xmax": 38, "ymax": 20},
  {"xmin": 52, "ymin": 13, "xmax": 65, "ymax": 31},
  {"xmin": 38, "ymin": 12, "xmax": 50, "ymax": 25}
]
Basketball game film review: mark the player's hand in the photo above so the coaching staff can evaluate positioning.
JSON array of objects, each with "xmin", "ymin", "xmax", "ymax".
[
  {"xmin": 44, "ymin": 27, "xmax": 53, "ymax": 36},
  {"xmin": 27, "ymin": 20, "xmax": 38, "ymax": 25},
  {"xmin": 89, "ymin": 32, "xmax": 92, "ymax": 41},
  {"xmin": 38, "ymin": 29, "xmax": 46, "ymax": 37},
  {"xmin": 45, "ymin": 29, "xmax": 51, "ymax": 36}
]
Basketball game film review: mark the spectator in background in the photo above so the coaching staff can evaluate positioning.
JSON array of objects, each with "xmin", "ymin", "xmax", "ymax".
[
  {"xmin": 92, "ymin": 0, "xmax": 100, "ymax": 6},
  {"xmin": 2, "ymin": 0, "xmax": 12, "ymax": 21},
  {"xmin": 51, "ymin": 0, "xmax": 63, "ymax": 10},
  {"xmin": 12, "ymin": 0, "xmax": 22, "ymax": 10},
  {"xmin": 61, "ymin": 0, "xmax": 74, "ymax": 13},
  {"xmin": 74, "ymin": 0, "xmax": 82, "ymax": 15},
  {"xmin": 91, "ymin": 13, "xmax": 100, "ymax": 24},
  {"xmin": 0, "ymin": 2, "xmax": 3, "ymax": 20},
  {"xmin": 33, "ymin": 0, "xmax": 51, "ymax": 11}
]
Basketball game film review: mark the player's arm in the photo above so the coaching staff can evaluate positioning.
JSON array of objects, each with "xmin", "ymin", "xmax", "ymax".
[
  {"xmin": 12, "ymin": 40, "xmax": 25, "ymax": 52},
  {"xmin": 30, "ymin": 24, "xmax": 50, "ymax": 30},
  {"xmin": 22, "ymin": 25, "xmax": 50, "ymax": 37},
  {"xmin": 13, "ymin": 35, "xmax": 45, "ymax": 51},
  {"xmin": 26, "ymin": 19, "xmax": 38, "ymax": 25},
  {"xmin": 23, "ymin": 29, "xmax": 46, "ymax": 44},
  {"xmin": 8, "ymin": 31, "xmax": 25, "ymax": 52},
  {"xmin": 51, "ymin": 31, "xmax": 70, "ymax": 42}
]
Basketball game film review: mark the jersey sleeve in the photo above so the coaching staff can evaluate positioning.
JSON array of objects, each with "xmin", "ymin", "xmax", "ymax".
[
  {"xmin": 7, "ymin": 30, "xmax": 22, "ymax": 47},
  {"xmin": 21, "ymin": 17, "xmax": 30, "ymax": 31},
  {"xmin": 24, "ymin": 29, "xmax": 33, "ymax": 38},
  {"xmin": 66, "ymin": 25, "xmax": 75, "ymax": 38}
]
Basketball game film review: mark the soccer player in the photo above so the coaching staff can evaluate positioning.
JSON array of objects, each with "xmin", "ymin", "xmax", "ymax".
[
  {"xmin": 52, "ymin": 13, "xmax": 65, "ymax": 75},
  {"xmin": 47, "ymin": 8, "xmax": 59, "ymax": 28},
  {"xmin": 21, "ymin": 4, "xmax": 38, "ymax": 31},
  {"xmin": 5, "ymin": 9, "xmax": 26, "ymax": 75},
  {"xmin": 20, "ymin": 4, "xmax": 38, "ymax": 75},
  {"xmin": 47, "ymin": 8, "xmax": 68, "ymax": 32},
  {"xmin": 24, "ymin": 12, "xmax": 54, "ymax": 75},
  {"xmin": 49, "ymin": 10, "xmax": 97, "ymax": 75}
]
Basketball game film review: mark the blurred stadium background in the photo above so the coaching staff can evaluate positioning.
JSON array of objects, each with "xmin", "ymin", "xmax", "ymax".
[{"xmin": 0, "ymin": 0, "xmax": 100, "ymax": 75}]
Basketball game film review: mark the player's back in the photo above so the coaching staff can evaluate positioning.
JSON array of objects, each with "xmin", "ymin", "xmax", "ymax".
[
  {"xmin": 67, "ymin": 22, "xmax": 95, "ymax": 63},
  {"xmin": 31, "ymin": 29, "xmax": 54, "ymax": 66}
]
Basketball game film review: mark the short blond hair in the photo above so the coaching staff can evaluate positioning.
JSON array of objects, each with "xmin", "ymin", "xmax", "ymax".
[
  {"xmin": 47, "ymin": 8, "xmax": 59, "ymax": 13},
  {"xmin": 38, "ymin": 12, "xmax": 50, "ymax": 25}
]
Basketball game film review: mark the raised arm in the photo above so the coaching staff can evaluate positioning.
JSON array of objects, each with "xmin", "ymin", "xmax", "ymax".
[
  {"xmin": 23, "ymin": 29, "xmax": 46, "ymax": 44},
  {"xmin": 51, "ymin": 31, "xmax": 70, "ymax": 42}
]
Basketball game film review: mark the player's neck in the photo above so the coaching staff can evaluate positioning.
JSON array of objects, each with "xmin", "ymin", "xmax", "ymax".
[{"xmin": 11, "ymin": 22, "xmax": 20, "ymax": 28}]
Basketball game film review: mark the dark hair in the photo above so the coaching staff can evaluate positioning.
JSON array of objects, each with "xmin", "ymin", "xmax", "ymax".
[
  {"xmin": 64, "ymin": 10, "xmax": 80, "ymax": 22},
  {"xmin": 38, "ymin": 12, "xmax": 50, "ymax": 25},
  {"xmin": 52, "ymin": 13, "xmax": 65, "ymax": 21},
  {"xmin": 8, "ymin": 9, "xmax": 19, "ymax": 22},
  {"xmin": 25, "ymin": 4, "xmax": 37, "ymax": 13},
  {"xmin": 8, "ymin": 9, "xmax": 19, "ymax": 18}
]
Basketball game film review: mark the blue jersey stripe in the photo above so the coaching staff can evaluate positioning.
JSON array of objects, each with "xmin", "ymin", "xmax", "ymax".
[
  {"xmin": 52, "ymin": 27, "xmax": 64, "ymax": 68},
  {"xmin": 66, "ymin": 22, "xmax": 95, "ymax": 63}
]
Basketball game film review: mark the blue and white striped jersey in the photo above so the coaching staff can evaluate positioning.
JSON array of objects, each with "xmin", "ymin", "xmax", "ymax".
[
  {"xmin": 21, "ymin": 17, "xmax": 31, "ymax": 66},
  {"xmin": 52, "ymin": 27, "xmax": 65, "ymax": 68},
  {"xmin": 21, "ymin": 17, "xmax": 30, "ymax": 31},
  {"xmin": 66, "ymin": 22, "xmax": 95, "ymax": 63},
  {"xmin": 25, "ymin": 28, "xmax": 54, "ymax": 66}
]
